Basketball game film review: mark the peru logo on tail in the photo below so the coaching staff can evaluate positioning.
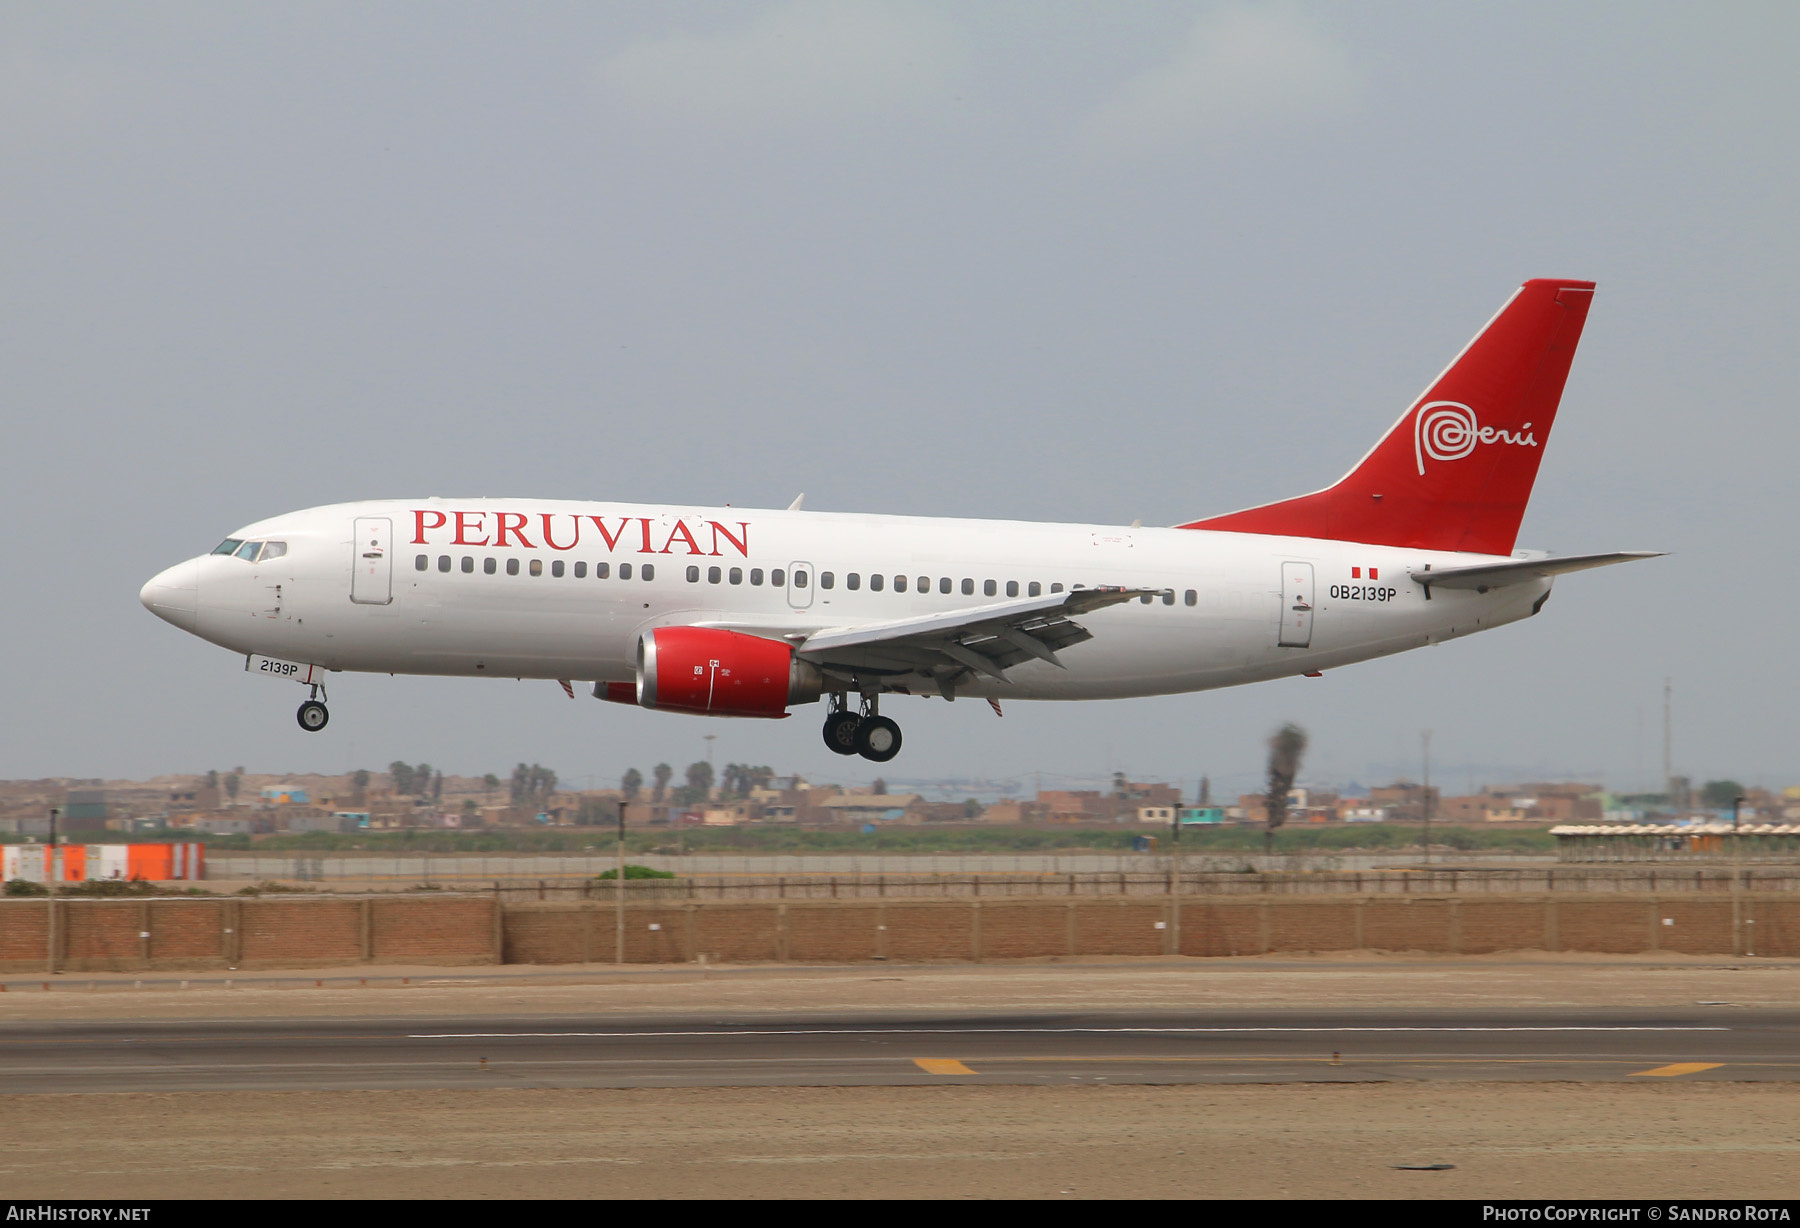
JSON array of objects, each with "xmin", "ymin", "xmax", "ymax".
[{"xmin": 1413, "ymin": 401, "xmax": 1539, "ymax": 475}]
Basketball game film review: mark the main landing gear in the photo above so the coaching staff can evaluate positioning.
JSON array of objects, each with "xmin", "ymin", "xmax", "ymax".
[
  {"xmin": 296, "ymin": 684, "xmax": 329, "ymax": 733},
  {"xmin": 821, "ymin": 694, "xmax": 902, "ymax": 763}
]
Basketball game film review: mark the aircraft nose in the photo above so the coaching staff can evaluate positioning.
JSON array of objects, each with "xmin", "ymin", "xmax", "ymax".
[{"xmin": 140, "ymin": 559, "xmax": 200, "ymax": 631}]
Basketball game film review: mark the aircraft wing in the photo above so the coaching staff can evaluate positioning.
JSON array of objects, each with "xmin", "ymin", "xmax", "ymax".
[
  {"xmin": 795, "ymin": 586, "xmax": 1157, "ymax": 692},
  {"xmin": 1410, "ymin": 550, "xmax": 1664, "ymax": 591}
]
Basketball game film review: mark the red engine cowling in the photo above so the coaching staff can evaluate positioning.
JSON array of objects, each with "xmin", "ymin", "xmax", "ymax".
[{"xmin": 636, "ymin": 627, "xmax": 822, "ymax": 718}]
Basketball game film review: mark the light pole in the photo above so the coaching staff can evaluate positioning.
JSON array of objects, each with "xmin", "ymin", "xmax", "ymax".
[
  {"xmin": 46, "ymin": 806, "xmax": 60, "ymax": 976},
  {"xmin": 615, "ymin": 799, "xmax": 627, "ymax": 965},
  {"xmin": 1732, "ymin": 794, "xmax": 1746, "ymax": 956}
]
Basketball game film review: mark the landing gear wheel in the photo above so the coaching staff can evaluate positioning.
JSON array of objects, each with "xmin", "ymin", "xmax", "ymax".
[
  {"xmin": 297, "ymin": 700, "xmax": 329, "ymax": 732},
  {"xmin": 855, "ymin": 715, "xmax": 902, "ymax": 763},
  {"xmin": 823, "ymin": 711, "xmax": 862, "ymax": 756}
]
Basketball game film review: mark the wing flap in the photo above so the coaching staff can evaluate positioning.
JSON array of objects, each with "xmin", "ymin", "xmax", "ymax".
[{"xmin": 797, "ymin": 587, "xmax": 1150, "ymax": 681}]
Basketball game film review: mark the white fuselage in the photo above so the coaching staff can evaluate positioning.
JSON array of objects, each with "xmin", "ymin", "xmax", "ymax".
[{"xmin": 141, "ymin": 498, "xmax": 1549, "ymax": 704}]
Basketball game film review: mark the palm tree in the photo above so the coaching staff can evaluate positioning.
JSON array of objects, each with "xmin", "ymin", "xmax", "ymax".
[
  {"xmin": 652, "ymin": 763, "xmax": 672, "ymax": 803},
  {"xmin": 621, "ymin": 768, "xmax": 643, "ymax": 801}
]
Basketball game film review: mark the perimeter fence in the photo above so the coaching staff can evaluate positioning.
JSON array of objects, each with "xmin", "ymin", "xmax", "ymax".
[{"xmin": 208, "ymin": 865, "xmax": 1800, "ymax": 903}]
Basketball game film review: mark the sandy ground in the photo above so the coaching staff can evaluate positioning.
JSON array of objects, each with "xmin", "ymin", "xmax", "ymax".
[
  {"xmin": 4, "ymin": 953, "xmax": 1800, "ymax": 1022},
  {"xmin": 2, "ymin": 1083, "xmax": 1796, "ymax": 1200},
  {"xmin": 6, "ymin": 957, "xmax": 1800, "ymax": 1199}
]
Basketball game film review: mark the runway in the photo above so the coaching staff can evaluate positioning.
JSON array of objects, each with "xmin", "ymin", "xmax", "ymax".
[{"xmin": 0, "ymin": 1006, "xmax": 1791, "ymax": 1093}]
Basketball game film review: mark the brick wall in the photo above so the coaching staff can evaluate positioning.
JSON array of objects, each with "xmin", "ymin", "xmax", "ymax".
[
  {"xmin": 1363, "ymin": 900, "xmax": 1456, "ymax": 953},
  {"xmin": 65, "ymin": 904, "xmax": 142, "ymax": 969},
  {"xmin": 239, "ymin": 900, "xmax": 363, "ymax": 966},
  {"xmin": 981, "ymin": 902, "xmax": 1073, "ymax": 959},
  {"xmin": 1267, "ymin": 900, "xmax": 1356, "ymax": 953},
  {"xmin": 1456, "ymin": 900, "xmax": 1549, "ymax": 954},
  {"xmin": 0, "ymin": 896, "xmax": 501, "ymax": 972},
  {"xmin": 1073, "ymin": 902, "xmax": 1165, "ymax": 957},
  {"xmin": 884, "ymin": 903, "xmax": 975, "ymax": 961},
  {"xmin": 4, "ymin": 893, "xmax": 1798, "ymax": 974},
  {"xmin": 695, "ymin": 905, "xmax": 781, "ymax": 963},
  {"xmin": 1181, "ymin": 902, "xmax": 1264, "ymax": 957},
  {"xmin": 371, "ymin": 898, "xmax": 495, "ymax": 964},
  {"xmin": 148, "ymin": 901, "xmax": 227, "ymax": 962}
]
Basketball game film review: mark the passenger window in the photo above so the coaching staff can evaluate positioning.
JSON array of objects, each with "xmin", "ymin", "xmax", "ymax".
[
  {"xmin": 261, "ymin": 542, "xmax": 287, "ymax": 561},
  {"xmin": 641, "ymin": 564, "xmax": 655, "ymax": 581},
  {"xmin": 484, "ymin": 558, "xmax": 497, "ymax": 575},
  {"xmin": 819, "ymin": 571, "xmax": 832, "ymax": 589},
  {"xmin": 1051, "ymin": 583, "xmax": 1064, "ymax": 593},
  {"xmin": 415, "ymin": 555, "xmax": 428, "ymax": 571},
  {"xmin": 983, "ymin": 580, "xmax": 997, "ymax": 597},
  {"xmin": 686, "ymin": 566, "xmax": 700, "ymax": 583},
  {"xmin": 894, "ymin": 575, "xmax": 907, "ymax": 593},
  {"xmin": 771, "ymin": 569, "xmax": 785, "ymax": 586},
  {"xmin": 596, "ymin": 562, "xmax": 610, "ymax": 579},
  {"xmin": 1028, "ymin": 581, "xmax": 1041, "ymax": 597},
  {"xmin": 530, "ymin": 559, "xmax": 543, "ymax": 577},
  {"xmin": 461, "ymin": 556, "xmax": 473, "ymax": 573},
  {"xmin": 552, "ymin": 560, "xmax": 564, "ymax": 578},
  {"xmin": 1162, "ymin": 589, "xmax": 1174, "ymax": 605},
  {"xmin": 710, "ymin": 566, "xmax": 723, "ymax": 584},
  {"xmin": 847, "ymin": 573, "xmax": 861, "ymax": 591},
  {"xmin": 619, "ymin": 563, "xmax": 633, "ymax": 580},
  {"xmin": 438, "ymin": 555, "xmax": 451, "ymax": 573},
  {"xmin": 1140, "ymin": 593, "xmax": 1153, "ymax": 604},
  {"xmin": 574, "ymin": 561, "xmax": 587, "ymax": 578},
  {"xmin": 750, "ymin": 569, "xmax": 763, "ymax": 586},
  {"xmin": 939, "ymin": 577, "xmax": 951, "ymax": 594},
  {"xmin": 506, "ymin": 559, "xmax": 520, "ymax": 576},
  {"xmin": 917, "ymin": 576, "xmax": 928, "ymax": 593},
  {"xmin": 236, "ymin": 541, "xmax": 261, "ymax": 561},
  {"xmin": 213, "ymin": 539, "xmax": 244, "ymax": 556},
  {"xmin": 961, "ymin": 579, "xmax": 974, "ymax": 596},
  {"xmin": 1005, "ymin": 581, "xmax": 1018, "ymax": 598},
  {"xmin": 1185, "ymin": 589, "xmax": 1197, "ymax": 606},
  {"xmin": 729, "ymin": 567, "xmax": 742, "ymax": 585},
  {"xmin": 870, "ymin": 574, "xmax": 884, "ymax": 592}
]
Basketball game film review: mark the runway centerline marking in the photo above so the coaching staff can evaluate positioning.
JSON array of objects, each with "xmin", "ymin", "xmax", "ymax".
[
  {"xmin": 403, "ymin": 1026, "xmax": 1729, "ymax": 1039},
  {"xmin": 912, "ymin": 1059, "xmax": 976, "ymax": 1075},
  {"xmin": 1631, "ymin": 1062, "xmax": 1724, "ymax": 1077}
]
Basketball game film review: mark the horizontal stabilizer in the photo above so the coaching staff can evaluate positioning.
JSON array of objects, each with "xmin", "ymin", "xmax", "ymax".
[{"xmin": 1410, "ymin": 551, "xmax": 1664, "ymax": 591}]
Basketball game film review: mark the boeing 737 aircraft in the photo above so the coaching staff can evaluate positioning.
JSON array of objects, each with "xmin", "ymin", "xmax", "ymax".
[{"xmin": 141, "ymin": 278, "xmax": 1656, "ymax": 762}]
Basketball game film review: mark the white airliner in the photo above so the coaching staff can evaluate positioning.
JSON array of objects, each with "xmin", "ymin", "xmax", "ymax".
[{"xmin": 141, "ymin": 278, "xmax": 1656, "ymax": 762}]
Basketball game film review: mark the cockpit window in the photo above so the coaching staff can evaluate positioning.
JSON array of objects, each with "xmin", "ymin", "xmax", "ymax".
[{"xmin": 215, "ymin": 539, "xmax": 287, "ymax": 562}]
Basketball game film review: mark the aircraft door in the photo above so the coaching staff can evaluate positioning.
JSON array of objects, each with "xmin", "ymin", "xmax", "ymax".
[
  {"xmin": 1278, "ymin": 561, "xmax": 1314, "ymax": 648},
  {"xmin": 350, "ymin": 517, "xmax": 394, "ymax": 606},
  {"xmin": 787, "ymin": 561, "xmax": 814, "ymax": 610}
]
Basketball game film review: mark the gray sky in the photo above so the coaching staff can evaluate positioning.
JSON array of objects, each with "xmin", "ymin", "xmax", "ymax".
[{"xmin": 3, "ymin": 2, "xmax": 1796, "ymax": 798}]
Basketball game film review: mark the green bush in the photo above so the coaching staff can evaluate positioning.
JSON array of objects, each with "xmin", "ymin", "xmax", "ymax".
[
  {"xmin": 4, "ymin": 878, "xmax": 46, "ymax": 897},
  {"xmin": 596, "ymin": 864, "xmax": 677, "ymax": 880}
]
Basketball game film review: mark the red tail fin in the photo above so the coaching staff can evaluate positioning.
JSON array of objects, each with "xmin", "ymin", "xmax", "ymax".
[{"xmin": 1180, "ymin": 278, "xmax": 1595, "ymax": 555}]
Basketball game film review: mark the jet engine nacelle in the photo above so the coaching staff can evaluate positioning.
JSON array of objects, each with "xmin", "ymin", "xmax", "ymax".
[{"xmin": 635, "ymin": 627, "xmax": 823, "ymax": 718}]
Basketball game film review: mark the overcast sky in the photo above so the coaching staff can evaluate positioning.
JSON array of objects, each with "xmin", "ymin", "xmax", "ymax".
[{"xmin": 3, "ymin": 2, "xmax": 1795, "ymax": 798}]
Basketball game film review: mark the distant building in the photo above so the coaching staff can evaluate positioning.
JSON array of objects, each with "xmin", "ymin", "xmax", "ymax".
[{"xmin": 817, "ymin": 794, "xmax": 922, "ymax": 825}]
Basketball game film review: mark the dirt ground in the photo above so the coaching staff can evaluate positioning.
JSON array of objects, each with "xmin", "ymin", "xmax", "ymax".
[
  {"xmin": 6, "ymin": 957, "xmax": 1800, "ymax": 1199},
  {"xmin": 2, "ymin": 1083, "xmax": 1795, "ymax": 1200},
  {"xmin": 6, "ymin": 952, "xmax": 1800, "ymax": 1022}
]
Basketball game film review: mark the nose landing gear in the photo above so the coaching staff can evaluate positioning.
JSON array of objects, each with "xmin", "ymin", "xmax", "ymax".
[
  {"xmin": 819, "ymin": 692, "xmax": 902, "ymax": 762},
  {"xmin": 296, "ymin": 683, "xmax": 329, "ymax": 733}
]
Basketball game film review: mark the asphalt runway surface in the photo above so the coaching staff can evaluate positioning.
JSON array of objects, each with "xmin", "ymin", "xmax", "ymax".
[{"xmin": 1, "ymin": 1006, "xmax": 1792, "ymax": 1093}]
